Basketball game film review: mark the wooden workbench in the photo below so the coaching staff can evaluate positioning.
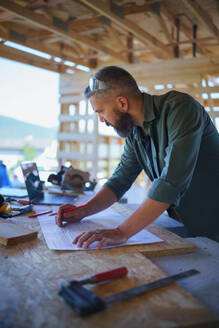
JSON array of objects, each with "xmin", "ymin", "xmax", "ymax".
[{"xmin": 0, "ymin": 204, "xmax": 218, "ymax": 328}]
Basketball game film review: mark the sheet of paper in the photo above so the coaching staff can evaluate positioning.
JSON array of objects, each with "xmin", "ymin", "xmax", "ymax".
[{"xmin": 38, "ymin": 207, "xmax": 163, "ymax": 250}]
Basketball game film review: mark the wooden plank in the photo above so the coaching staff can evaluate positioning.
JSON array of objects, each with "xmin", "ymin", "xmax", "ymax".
[
  {"xmin": 59, "ymin": 55, "xmax": 219, "ymax": 94},
  {"xmin": 0, "ymin": 0, "xmax": 128, "ymax": 63},
  {"xmin": 156, "ymin": 12, "xmax": 172, "ymax": 44},
  {"xmin": 79, "ymin": 0, "xmax": 173, "ymax": 59},
  {"xmin": 0, "ymin": 43, "xmax": 62, "ymax": 73},
  {"xmin": 0, "ymin": 219, "xmax": 37, "ymax": 246},
  {"xmin": 0, "ymin": 218, "xmax": 216, "ymax": 327},
  {"xmin": 0, "ymin": 24, "xmax": 91, "ymax": 67}
]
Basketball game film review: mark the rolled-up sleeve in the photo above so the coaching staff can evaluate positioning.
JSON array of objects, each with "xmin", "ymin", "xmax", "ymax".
[
  {"xmin": 104, "ymin": 136, "xmax": 142, "ymax": 200},
  {"xmin": 148, "ymin": 96, "xmax": 205, "ymax": 205}
]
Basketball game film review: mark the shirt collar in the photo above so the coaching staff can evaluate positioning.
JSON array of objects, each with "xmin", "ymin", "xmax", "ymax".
[
  {"xmin": 133, "ymin": 93, "xmax": 156, "ymax": 139},
  {"xmin": 143, "ymin": 93, "xmax": 156, "ymax": 124}
]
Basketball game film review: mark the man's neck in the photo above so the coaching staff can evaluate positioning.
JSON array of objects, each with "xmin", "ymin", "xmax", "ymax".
[{"xmin": 130, "ymin": 92, "xmax": 144, "ymax": 128}]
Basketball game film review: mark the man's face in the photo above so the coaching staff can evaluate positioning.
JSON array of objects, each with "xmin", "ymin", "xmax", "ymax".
[{"xmin": 90, "ymin": 95, "xmax": 134, "ymax": 138}]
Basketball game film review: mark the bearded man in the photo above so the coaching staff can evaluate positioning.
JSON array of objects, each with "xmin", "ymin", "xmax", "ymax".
[{"xmin": 56, "ymin": 66, "xmax": 219, "ymax": 248}]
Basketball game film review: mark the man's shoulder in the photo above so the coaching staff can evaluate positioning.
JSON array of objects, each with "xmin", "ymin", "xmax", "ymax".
[
  {"xmin": 156, "ymin": 90, "xmax": 196, "ymax": 105},
  {"xmin": 154, "ymin": 90, "xmax": 202, "ymax": 117}
]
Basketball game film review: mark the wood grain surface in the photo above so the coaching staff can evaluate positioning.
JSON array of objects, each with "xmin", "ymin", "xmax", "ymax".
[
  {"xmin": 0, "ymin": 210, "xmax": 217, "ymax": 327},
  {"xmin": 0, "ymin": 218, "xmax": 38, "ymax": 246}
]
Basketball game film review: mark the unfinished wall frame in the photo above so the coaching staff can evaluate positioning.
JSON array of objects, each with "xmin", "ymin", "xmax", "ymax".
[
  {"xmin": 58, "ymin": 55, "xmax": 219, "ymax": 180},
  {"xmin": 57, "ymin": 93, "xmax": 124, "ymax": 179}
]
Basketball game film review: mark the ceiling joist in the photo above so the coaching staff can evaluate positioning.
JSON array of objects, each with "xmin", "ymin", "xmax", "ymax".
[
  {"xmin": 0, "ymin": 0, "xmax": 128, "ymax": 63},
  {"xmin": 0, "ymin": 0, "xmax": 218, "ymax": 71},
  {"xmin": 79, "ymin": 0, "xmax": 173, "ymax": 59},
  {"xmin": 0, "ymin": 25, "xmax": 90, "ymax": 68},
  {"xmin": 0, "ymin": 42, "xmax": 68, "ymax": 73}
]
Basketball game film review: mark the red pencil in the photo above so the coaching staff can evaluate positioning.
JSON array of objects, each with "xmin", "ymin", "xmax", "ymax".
[
  {"xmin": 49, "ymin": 204, "xmax": 88, "ymax": 216},
  {"xmin": 29, "ymin": 210, "xmax": 53, "ymax": 218}
]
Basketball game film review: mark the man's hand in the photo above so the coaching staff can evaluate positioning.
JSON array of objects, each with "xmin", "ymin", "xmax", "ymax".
[
  {"xmin": 73, "ymin": 227, "xmax": 128, "ymax": 249},
  {"xmin": 55, "ymin": 203, "xmax": 87, "ymax": 227}
]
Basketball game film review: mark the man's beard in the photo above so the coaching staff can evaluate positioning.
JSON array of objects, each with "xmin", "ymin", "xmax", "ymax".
[{"xmin": 105, "ymin": 108, "xmax": 134, "ymax": 138}]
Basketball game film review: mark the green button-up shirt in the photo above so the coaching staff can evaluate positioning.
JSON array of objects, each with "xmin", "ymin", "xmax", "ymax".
[{"xmin": 104, "ymin": 91, "xmax": 219, "ymax": 236}]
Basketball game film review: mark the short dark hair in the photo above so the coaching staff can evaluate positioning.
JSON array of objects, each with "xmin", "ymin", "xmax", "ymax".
[{"xmin": 84, "ymin": 66, "xmax": 140, "ymax": 99}]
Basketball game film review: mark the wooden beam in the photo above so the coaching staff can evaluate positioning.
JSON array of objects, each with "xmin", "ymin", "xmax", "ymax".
[
  {"xmin": 156, "ymin": 13, "xmax": 172, "ymax": 45},
  {"xmin": 182, "ymin": 0, "xmax": 219, "ymax": 43},
  {"xmin": 122, "ymin": 2, "xmax": 165, "ymax": 16},
  {"xmin": 27, "ymin": 0, "xmax": 67, "ymax": 10},
  {"xmin": 0, "ymin": 43, "xmax": 64, "ymax": 73},
  {"xmin": 0, "ymin": 9, "xmax": 15, "ymax": 21},
  {"xmin": 60, "ymin": 55, "xmax": 219, "ymax": 96},
  {"xmin": 127, "ymin": 32, "xmax": 134, "ymax": 63},
  {"xmin": 42, "ymin": 36, "xmax": 62, "ymax": 44},
  {"xmin": 1, "ymin": 21, "xmax": 92, "ymax": 66},
  {"xmin": 161, "ymin": 5, "xmax": 209, "ymax": 56},
  {"xmin": 0, "ymin": 26, "xmax": 90, "ymax": 68},
  {"xmin": 0, "ymin": 0, "xmax": 128, "ymax": 63},
  {"xmin": 68, "ymin": 16, "xmax": 101, "ymax": 30},
  {"xmin": 122, "ymin": 3, "xmax": 150, "ymax": 15},
  {"xmin": 106, "ymin": 25, "xmax": 126, "ymax": 51},
  {"xmin": 79, "ymin": 0, "xmax": 173, "ymax": 59}
]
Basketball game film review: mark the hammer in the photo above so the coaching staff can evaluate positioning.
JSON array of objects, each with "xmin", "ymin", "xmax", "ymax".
[{"xmin": 59, "ymin": 267, "xmax": 199, "ymax": 316}]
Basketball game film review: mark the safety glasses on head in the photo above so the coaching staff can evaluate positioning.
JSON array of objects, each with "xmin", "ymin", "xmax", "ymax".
[{"xmin": 89, "ymin": 75, "xmax": 107, "ymax": 91}]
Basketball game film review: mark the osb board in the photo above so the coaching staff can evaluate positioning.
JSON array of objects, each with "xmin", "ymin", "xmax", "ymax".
[
  {"xmin": 0, "ymin": 242, "xmax": 217, "ymax": 328},
  {"xmin": 0, "ymin": 219, "xmax": 38, "ymax": 246}
]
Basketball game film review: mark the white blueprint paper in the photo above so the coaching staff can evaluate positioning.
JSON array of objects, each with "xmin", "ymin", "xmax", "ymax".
[{"xmin": 38, "ymin": 207, "xmax": 163, "ymax": 250}]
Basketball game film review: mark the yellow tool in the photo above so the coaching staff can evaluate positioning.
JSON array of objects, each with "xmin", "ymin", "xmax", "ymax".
[{"xmin": 0, "ymin": 202, "xmax": 12, "ymax": 214}]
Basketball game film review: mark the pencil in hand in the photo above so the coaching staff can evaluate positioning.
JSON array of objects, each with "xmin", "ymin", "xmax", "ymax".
[{"xmin": 50, "ymin": 204, "xmax": 88, "ymax": 216}]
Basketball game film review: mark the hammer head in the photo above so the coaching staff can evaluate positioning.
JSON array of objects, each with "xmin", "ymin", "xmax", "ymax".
[{"xmin": 59, "ymin": 282, "xmax": 106, "ymax": 316}]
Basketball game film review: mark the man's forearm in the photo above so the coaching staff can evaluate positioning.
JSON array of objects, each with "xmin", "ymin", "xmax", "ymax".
[
  {"xmin": 85, "ymin": 186, "xmax": 117, "ymax": 216},
  {"xmin": 118, "ymin": 197, "xmax": 170, "ymax": 238}
]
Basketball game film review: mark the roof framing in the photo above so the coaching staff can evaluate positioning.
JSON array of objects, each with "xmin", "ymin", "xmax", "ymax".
[
  {"xmin": 0, "ymin": 0, "xmax": 218, "ymax": 72},
  {"xmin": 0, "ymin": 0, "xmax": 128, "ymax": 63},
  {"xmin": 79, "ymin": 0, "xmax": 173, "ymax": 59},
  {"xmin": 182, "ymin": 0, "xmax": 219, "ymax": 43}
]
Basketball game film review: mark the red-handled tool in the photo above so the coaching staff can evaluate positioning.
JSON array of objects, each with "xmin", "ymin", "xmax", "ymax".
[
  {"xmin": 75, "ymin": 267, "xmax": 128, "ymax": 285},
  {"xmin": 59, "ymin": 269, "xmax": 199, "ymax": 317},
  {"xmin": 59, "ymin": 267, "xmax": 128, "ymax": 291}
]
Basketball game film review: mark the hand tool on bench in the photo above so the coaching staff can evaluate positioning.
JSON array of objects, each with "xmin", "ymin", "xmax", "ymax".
[
  {"xmin": 59, "ymin": 268, "xmax": 199, "ymax": 317},
  {"xmin": 0, "ymin": 194, "xmax": 33, "ymax": 218},
  {"xmin": 59, "ymin": 267, "xmax": 128, "ymax": 315}
]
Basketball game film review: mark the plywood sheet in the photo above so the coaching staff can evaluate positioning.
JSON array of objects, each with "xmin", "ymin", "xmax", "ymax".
[
  {"xmin": 0, "ymin": 219, "xmax": 38, "ymax": 246},
  {"xmin": 0, "ymin": 246, "xmax": 217, "ymax": 328}
]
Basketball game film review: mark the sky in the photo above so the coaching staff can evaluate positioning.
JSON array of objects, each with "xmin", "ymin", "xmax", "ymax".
[
  {"xmin": 0, "ymin": 56, "xmax": 117, "ymax": 136},
  {"xmin": 0, "ymin": 57, "xmax": 59, "ymax": 128}
]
